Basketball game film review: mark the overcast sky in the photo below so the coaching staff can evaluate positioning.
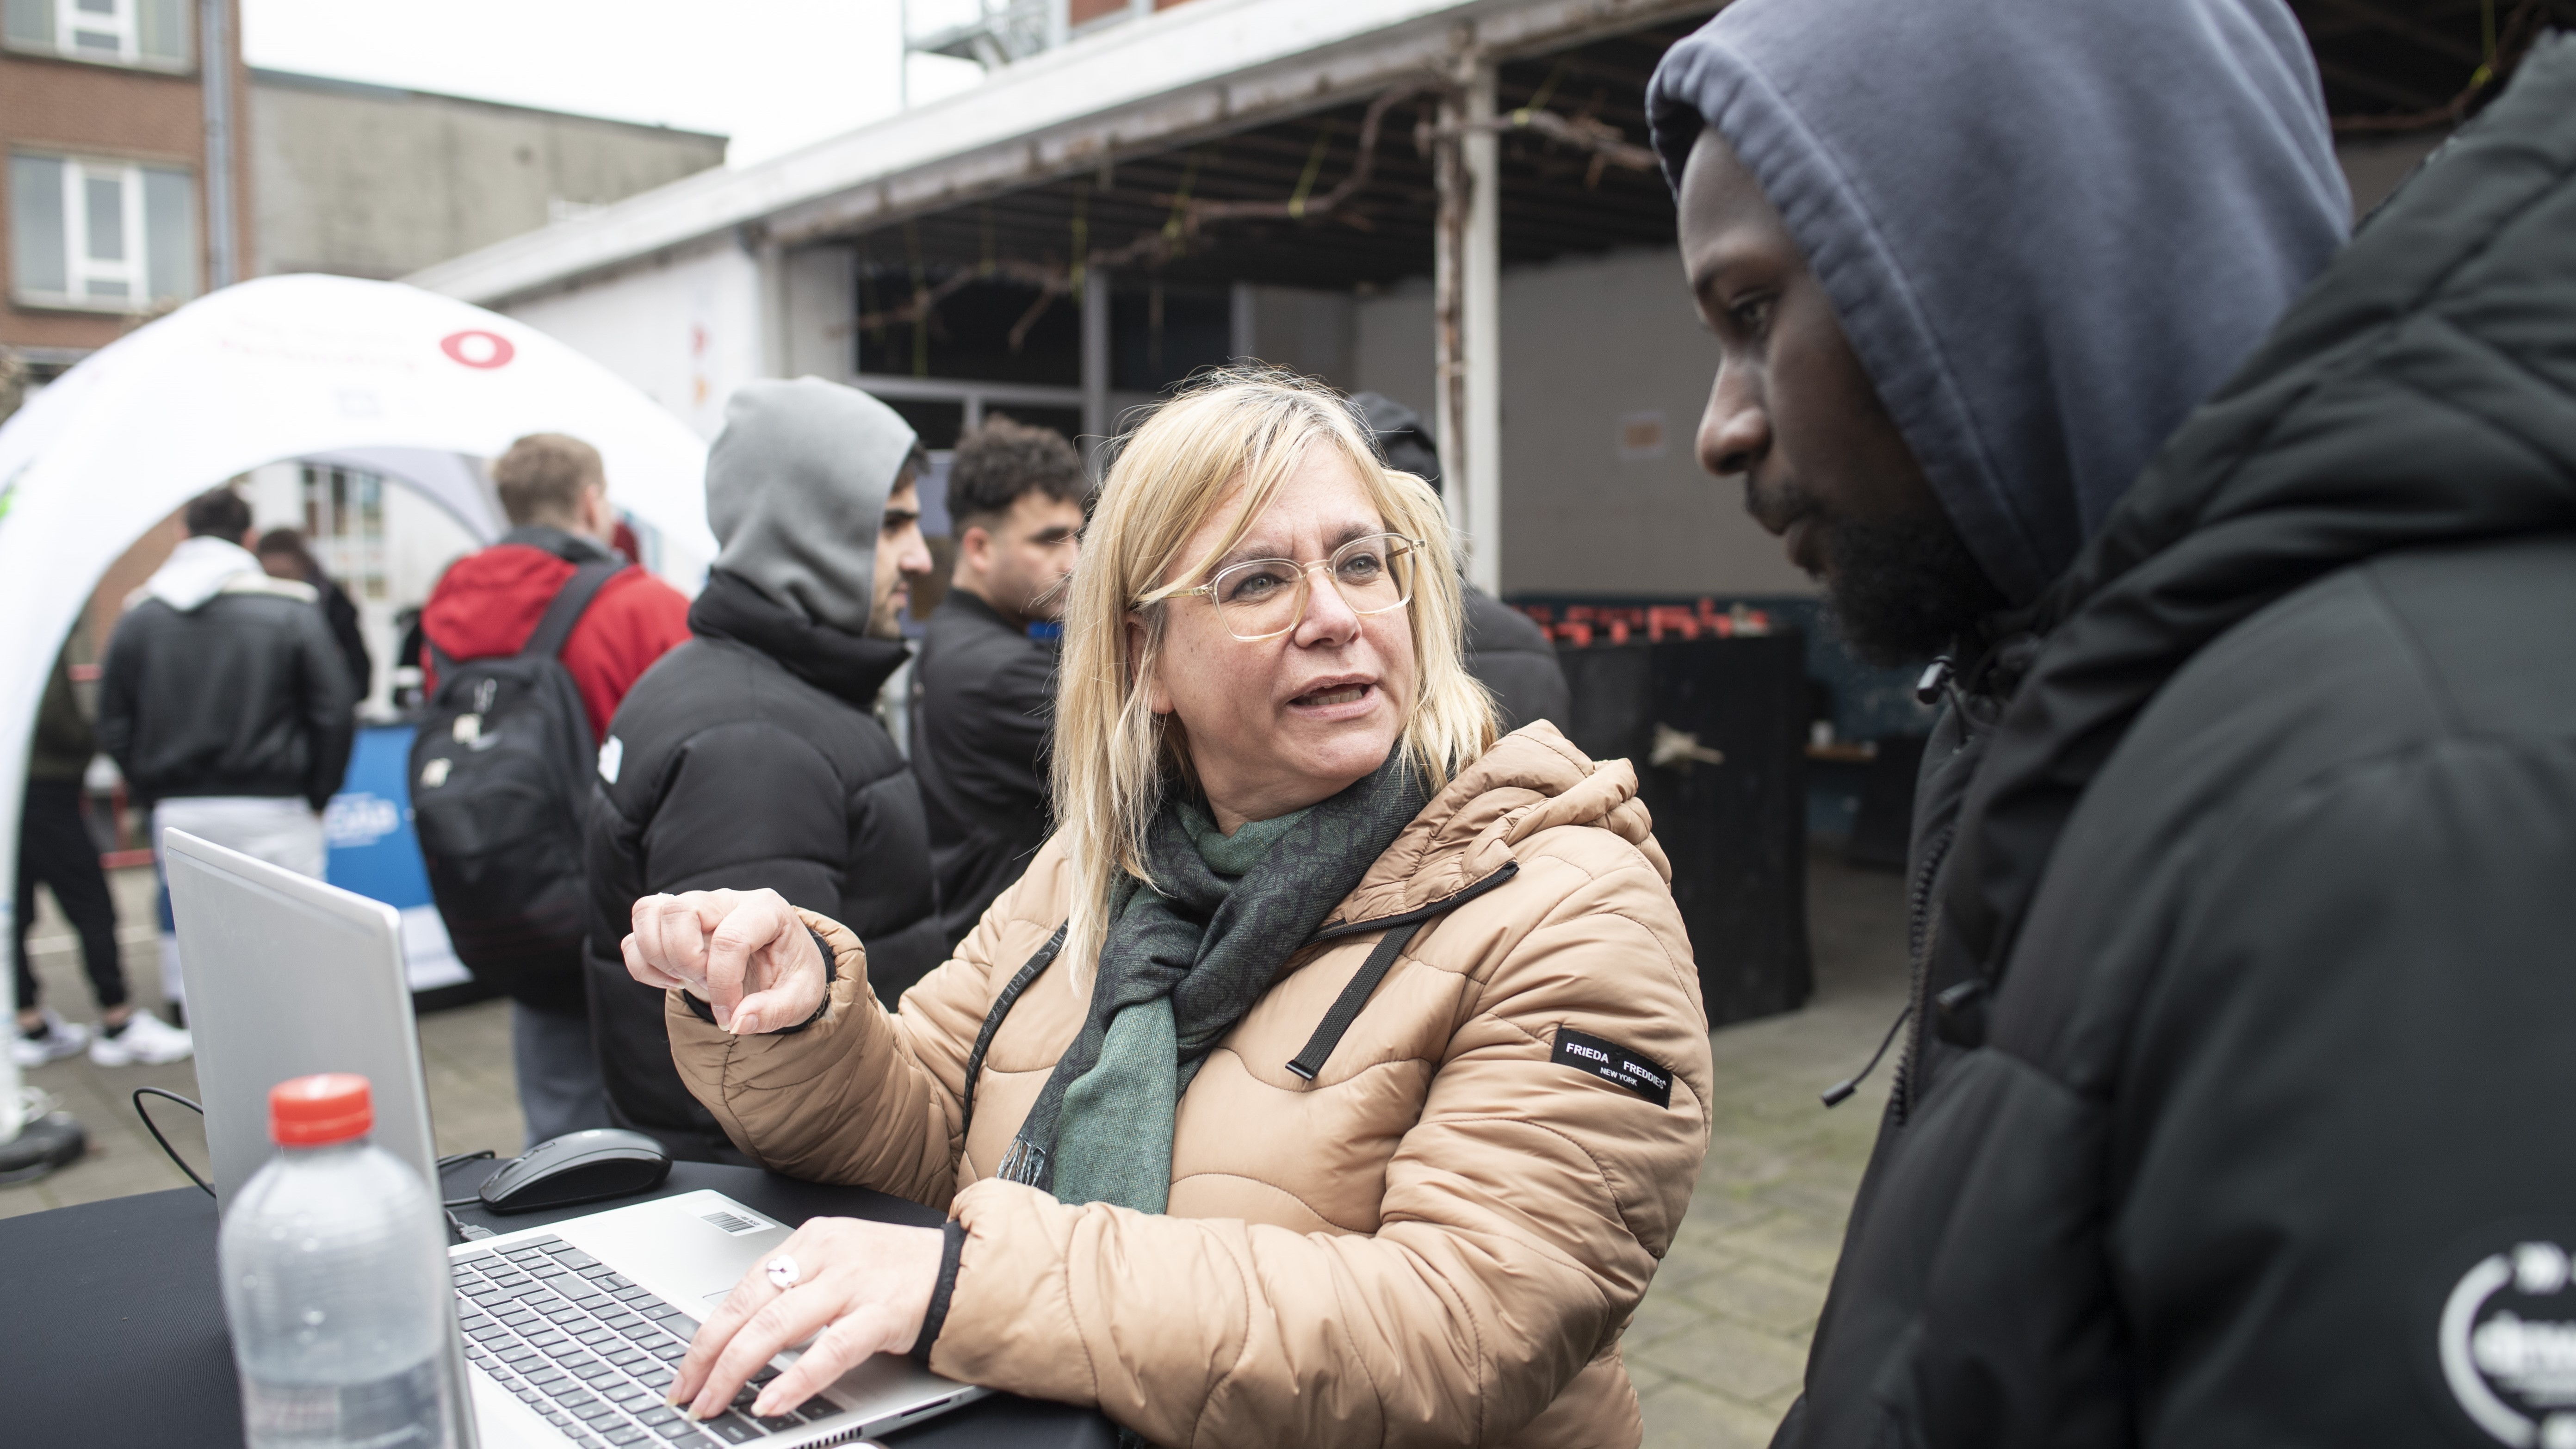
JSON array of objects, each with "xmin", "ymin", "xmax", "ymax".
[{"xmin": 242, "ymin": 0, "xmax": 989, "ymax": 167}]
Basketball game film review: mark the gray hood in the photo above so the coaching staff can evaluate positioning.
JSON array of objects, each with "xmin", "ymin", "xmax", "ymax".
[
  {"xmin": 1647, "ymin": 0, "xmax": 2350, "ymax": 604},
  {"xmin": 705, "ymin": 377, "xmax": 917, "ymax": 635}
]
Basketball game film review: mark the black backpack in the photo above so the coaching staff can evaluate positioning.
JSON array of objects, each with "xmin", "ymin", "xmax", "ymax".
[{"xmin": 409, "ymin": 560, "xmax": 622, "ymax": 1010}]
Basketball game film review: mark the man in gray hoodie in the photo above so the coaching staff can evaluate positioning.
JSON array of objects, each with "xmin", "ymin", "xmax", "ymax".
[{"xmin": 583, "ymin": 378, "xmax": 939, "ymax": 1161}]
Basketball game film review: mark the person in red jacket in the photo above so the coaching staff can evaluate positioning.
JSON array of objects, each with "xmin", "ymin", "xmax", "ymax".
[{"xmin": 420, "ymin": 433, "xmax": 690, "ymax": 1146}]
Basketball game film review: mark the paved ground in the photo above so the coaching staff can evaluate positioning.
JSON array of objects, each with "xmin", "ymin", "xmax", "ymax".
[{"xmin": 4, "ymin": 854, "xmax": 1909, "ymax": 1447}]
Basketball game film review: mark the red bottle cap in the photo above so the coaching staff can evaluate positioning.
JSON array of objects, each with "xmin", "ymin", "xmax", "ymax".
[{"xmin": 268, "ymin": 1073, "xmax": 374, "ymax": 1146}]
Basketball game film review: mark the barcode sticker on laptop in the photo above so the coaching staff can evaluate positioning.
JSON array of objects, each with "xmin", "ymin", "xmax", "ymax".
[{"xmin": 701, "ymin": 1209, "xmax": 763, "ymax": 1235}]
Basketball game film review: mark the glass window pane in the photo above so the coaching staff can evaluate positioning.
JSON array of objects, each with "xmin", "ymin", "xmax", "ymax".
[
  {"xmin": 85, "ymin": 277, "xmax": 129, "ymax": 298},
  {"xmin": 74, "ymin": 0, "xmax": 116, "ymax": 14},
  {"xmin": 9, "ymin": 155, "xmax": 68, "ymax": 295},
  {"xmin": 3, "ymin": 0, "xmax": 56, "ymax": 49},
  {"xmin": 84, "ymin": 173, "xmax": 125, "ymax": 260},
  {"xmin": 137, "ymin": 0, "xmax": 185, "ymax": 62},
  {"xmin": 70, "ymin": 28, "xmax": 116, "ymax": 51},
  {"xmin": 142, "ymin": 165, "xmax": 195, "ymax": 300}
]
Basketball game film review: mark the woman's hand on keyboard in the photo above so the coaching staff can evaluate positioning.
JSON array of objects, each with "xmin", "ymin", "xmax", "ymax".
[
  {"xmin": 671, "ymin": 1215, "xmax": 945, "ymax": 1422},
  {"xmin": 624, "ymin": 888, "xmax": 827, "ymax": 1034}
]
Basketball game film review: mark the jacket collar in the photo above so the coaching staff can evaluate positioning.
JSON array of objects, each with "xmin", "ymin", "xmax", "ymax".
[
  {"xmin": 688, "ymin": 568, "xmax": 910, "ymax": 708},
  {"xmin": 940, "ymin": 587, "xmax": 1028, "ymax": 637},
  {"xmin": 499, "ymin": 525, "xmax": 617, "ymax": 566}
]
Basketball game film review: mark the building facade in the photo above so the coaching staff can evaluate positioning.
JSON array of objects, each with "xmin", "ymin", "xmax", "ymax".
[
  {"xmin": 2, "ymin": 0, "xmax": 250, "ymax": 382},
  {"xmin": 249, "ymin": 70, "xmax": 726, "ymax": 282}
]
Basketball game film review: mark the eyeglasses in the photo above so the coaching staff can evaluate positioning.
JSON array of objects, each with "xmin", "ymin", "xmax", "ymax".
[{"xmin": 1174, "ymin": 533, "xmax": 1420, "ymax": 642}]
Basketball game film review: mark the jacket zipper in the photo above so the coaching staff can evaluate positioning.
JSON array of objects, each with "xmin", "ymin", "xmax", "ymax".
[{"xmin": 1888, "ymin": 820, "xmax": 1956, "ymax": 1124}]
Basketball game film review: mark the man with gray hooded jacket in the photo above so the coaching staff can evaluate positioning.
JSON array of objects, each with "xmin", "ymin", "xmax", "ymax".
[
  {"xmin": 584, "ymin": 378, "xmax": 939, "ymax": 1161},
  {"xmin": 1648, "ymin": 1, "xmax": 2576, "ymax": 1444}
]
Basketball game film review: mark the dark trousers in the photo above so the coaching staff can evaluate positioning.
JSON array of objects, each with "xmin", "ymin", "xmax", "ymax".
[{"xmin": 13, "ymin": 780, "xmax": 126, "ymax": 1013}]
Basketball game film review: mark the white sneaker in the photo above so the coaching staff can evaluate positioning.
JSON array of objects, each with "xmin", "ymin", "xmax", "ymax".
[
  {"xmin": 12, "ymin": 1010, "xmax": 89, "ymax": 1068},
  {"xmin": 87, "ymin": 1010, "xmax": 193, "ymax": 1066}
]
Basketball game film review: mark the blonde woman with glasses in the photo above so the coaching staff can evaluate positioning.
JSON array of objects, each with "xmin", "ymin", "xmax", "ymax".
[{"xmin": 624, "ymin": 368, "xmax": 1711, "ymax": 1448}]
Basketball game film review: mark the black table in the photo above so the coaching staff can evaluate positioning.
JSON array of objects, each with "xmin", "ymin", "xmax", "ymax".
[{"xmin": 0, "ymin": 1160, "xmax": 1113, "ymax": 1449}]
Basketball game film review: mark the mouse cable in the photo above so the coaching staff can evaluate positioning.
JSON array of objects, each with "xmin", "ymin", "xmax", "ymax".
[
  {"xmin": 442, "ymin": 1148, "xmax": 502, "ymax": 1208},
  {"xmin": 132, "ymin": 1087, "xmax": 216, "ymax": 1197}
]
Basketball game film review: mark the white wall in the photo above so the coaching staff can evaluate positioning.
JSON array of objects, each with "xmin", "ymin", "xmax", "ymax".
[
  {"xmin": 1352, "ymin": 247, "xmax": 1811, "ymax": 600},
  {"xmin": 245, "ymin": 460, "xmax": 481, "ymax": 707},
  {"xmin": 1243, "ymin": 284, "xmax": 1356, "ymax": 388},
  {"xmin": 781, "ymin": 244, "xmax": 856, "ymax": 384},
  {"xmin": 504, "ymin": 238, "xmax": 766, "ymax": 441}
]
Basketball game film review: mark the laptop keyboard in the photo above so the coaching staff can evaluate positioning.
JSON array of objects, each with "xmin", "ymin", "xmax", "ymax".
[{"xmin": 453, "ymin": 1234, "xmax": 820, "ymax": 1446}]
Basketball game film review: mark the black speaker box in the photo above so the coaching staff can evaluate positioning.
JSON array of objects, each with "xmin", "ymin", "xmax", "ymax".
[{"xmin": 1552, "ymin": 635, "xmax": 1812, "ymax": 1028}]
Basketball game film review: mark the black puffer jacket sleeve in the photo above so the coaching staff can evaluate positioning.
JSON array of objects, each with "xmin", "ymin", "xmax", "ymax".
[
  {"xmin": 584, "ymin": 717, "xmax": 850, "ymax": 1160},
  {"xmin": 96, "ymin": 618, "xmax": 142, "ymax": 781},
  {"xmin": 2108, "ymin": 737, "xmax": 2576, "ymax": 1445},
  {"xmin": 293, "ymin": 604, "xmax": 359, "ymax": 811}
]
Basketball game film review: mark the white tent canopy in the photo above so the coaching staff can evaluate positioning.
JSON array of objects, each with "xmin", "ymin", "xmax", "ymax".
[{"xmin": 0, "ymin": 274, "xmax": 715, "ymax": 1139}]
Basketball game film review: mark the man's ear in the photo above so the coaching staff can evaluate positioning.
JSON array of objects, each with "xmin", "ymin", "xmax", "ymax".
[
  {"xmin": 959, "ymin": 524, "xmax": 993, "ymax": 571},
  {"xmin": 583, "ymin": 483, "xmax": 616, "ymax": 541},
  {"xmin": 1126, "ymin": 611, "xmax": 1172, "ymax": 715}
]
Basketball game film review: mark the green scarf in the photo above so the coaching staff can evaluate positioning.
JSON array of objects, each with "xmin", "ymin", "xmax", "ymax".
[{"xmin": 1001, "ymin": 751, "xmax": 1429, "ymax": 1212}]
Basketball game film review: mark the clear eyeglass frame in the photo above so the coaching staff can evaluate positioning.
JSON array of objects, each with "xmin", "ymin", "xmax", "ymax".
[{"xmin": 1172, "ymin": 532, "xmax": 1423, "ymax": 642}]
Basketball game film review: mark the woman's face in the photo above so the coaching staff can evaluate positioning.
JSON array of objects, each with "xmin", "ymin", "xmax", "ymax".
[{"xmin": 1138, "ymin": 444, "xmax": 1418, "ymax": 831}]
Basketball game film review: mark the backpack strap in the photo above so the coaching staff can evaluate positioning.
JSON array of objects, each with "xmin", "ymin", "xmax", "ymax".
[{"xmin": 520, "ymin": 561, "xmax": 625, "ymax": 662}]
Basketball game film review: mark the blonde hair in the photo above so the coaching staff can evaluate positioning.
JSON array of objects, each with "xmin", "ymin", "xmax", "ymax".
[{"xmin": 1050, "ymin": 366, "xmax": 1497, "ymax": 976}]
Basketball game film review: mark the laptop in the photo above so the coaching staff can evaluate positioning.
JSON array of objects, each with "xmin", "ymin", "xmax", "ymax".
[{"xmin": 165, "ymin": 829, "xmax": 987, "ymax": 1448}]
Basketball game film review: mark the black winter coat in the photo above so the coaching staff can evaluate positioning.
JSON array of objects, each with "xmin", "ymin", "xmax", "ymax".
[
  {"xmin": 1779, "ymin": 42, "xmax": 2576, "ymax": 1449},
  {"xmin": 583, "ymin": 570, "xmax": 944, "ymax": 1161},
  {"xmin": 99, "ymin": 581, "xmax": 357, "ymax": 810},
  {"xmin": 1462, "ymin": 587, "xmax": 1570, "ymax": 734},
  {"xmin": 911, "ymin": 589, "xmax": 1055, "ymax": 950}
]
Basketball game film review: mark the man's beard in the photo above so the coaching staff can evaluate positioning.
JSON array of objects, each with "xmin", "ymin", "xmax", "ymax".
[
  {"xmin": 1817, "ymin": 507, "xmax": 2008, "ymax": 667},
  {"xmin": 865, "ymin": 590, "xmax": 907, "ymax": 639}
]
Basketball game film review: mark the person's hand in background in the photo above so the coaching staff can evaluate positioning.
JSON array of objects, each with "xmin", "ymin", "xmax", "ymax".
[{"xmin": 623, "ymin": 888, "xmax": 828, "ymax": 1034}]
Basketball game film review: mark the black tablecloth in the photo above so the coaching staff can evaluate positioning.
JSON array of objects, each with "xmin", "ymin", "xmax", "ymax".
[{"xmin": 0, "ymin": 1160, "xmax": 1113, "ymax": 1449}]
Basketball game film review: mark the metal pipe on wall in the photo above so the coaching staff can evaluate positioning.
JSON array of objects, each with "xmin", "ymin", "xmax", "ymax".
[
  {"xmin": 1461, "ymin": 56, "xmax": 1502, "ymax": 597},
  {"xmin": 1081, "ymin": 267, "xmax": 1110, "ymax": 450},
  {"xmin": 200, "ymin": 0, "xmax": 237, "ymax": 289},
  {"xmin": 1432, "ymin": 54, "xmax": 1503, "ymax": 594}
]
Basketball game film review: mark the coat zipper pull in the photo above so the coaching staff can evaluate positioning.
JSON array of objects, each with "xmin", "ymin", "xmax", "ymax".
[{"xmin": 1821, "ymin": 1003, "xmax": 1914, "ymax": 1107}]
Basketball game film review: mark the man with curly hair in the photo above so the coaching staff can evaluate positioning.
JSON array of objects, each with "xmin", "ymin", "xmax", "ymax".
[{"xmin": 912, "ymin": 415, "xmax": 1088, "ymax": 948}]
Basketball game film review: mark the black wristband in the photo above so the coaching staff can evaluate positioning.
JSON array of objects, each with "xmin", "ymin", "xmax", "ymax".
[
  {"xmin": 909, "ymin": 1218, "xmax": 969, "ymax": 1366},
  {"xmin": 677, "ymin": 927, "xmax": 839, "ymax": 1031}
]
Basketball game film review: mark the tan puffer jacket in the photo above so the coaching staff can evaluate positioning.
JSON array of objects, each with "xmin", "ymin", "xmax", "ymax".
[{"xmin": 666, "ymin": 724, "xmax": 1713, "ymax": 1448}]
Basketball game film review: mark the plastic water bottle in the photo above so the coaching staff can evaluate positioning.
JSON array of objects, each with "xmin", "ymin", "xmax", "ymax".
[{"xmin": 219, "ymin": 1073, "xmax": 462, "ymax": 1449}]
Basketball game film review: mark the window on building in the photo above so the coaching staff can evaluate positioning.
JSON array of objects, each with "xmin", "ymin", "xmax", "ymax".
[
  {"xmin": 9, "ymin": 154, "xmax": 197, "ymax": 310},
  {"xmin": 302, "ymin": 465, "xmax": 389, "ymax": 602},
  {"xmin": 1, "ymin": 0, "xmax": 192, "ymax": 68}
]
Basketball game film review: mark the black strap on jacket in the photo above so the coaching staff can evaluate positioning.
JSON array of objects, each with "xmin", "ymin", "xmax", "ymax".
[
  {"xmin": 954, "ymin": 860, "xmax": 1522, "ymax": 1143},
  {"xmin": 956, "ymin": 924, "xmax": 1067, "ymax": 1144},
  {"xmin": 1284, "ymin": 921, "xmax": 1421, "ymax": 1081}
]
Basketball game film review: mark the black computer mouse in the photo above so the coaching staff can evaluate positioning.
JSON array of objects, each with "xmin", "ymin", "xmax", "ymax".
[{"xmin": 477, "ymin": 1128, "xmax": 672, "ymax": 1214}]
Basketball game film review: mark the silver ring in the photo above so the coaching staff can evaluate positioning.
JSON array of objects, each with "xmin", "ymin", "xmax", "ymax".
[{"xmin": 764, "ymin": 1254, "xmax": 800, "ymax": 1290}]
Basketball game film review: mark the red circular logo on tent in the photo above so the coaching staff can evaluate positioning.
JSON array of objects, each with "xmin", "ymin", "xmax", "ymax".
[{"xmin": 439, "ymin": 330, "xmax": 515, "ymax": 369}]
